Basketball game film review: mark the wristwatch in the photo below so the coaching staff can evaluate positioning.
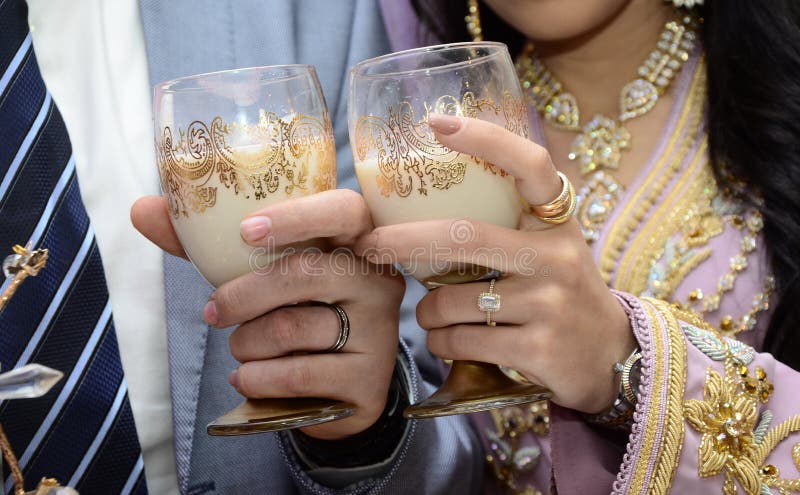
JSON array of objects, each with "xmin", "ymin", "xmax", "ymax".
[{"xmin": 585, "ymin": 347, "xmax": 642, "ymax": 430}]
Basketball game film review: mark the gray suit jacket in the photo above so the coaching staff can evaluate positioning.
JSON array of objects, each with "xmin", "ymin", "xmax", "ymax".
[{"xmin": 138, "ymin": 1, "xmax": 483, "ymax": 493}]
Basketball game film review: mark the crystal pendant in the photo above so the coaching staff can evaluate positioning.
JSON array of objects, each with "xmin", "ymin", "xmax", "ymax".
[
  {"xmin": 0, "ymin": 364, "xmax": 64, "ymax": 400},
  {"xmin": 619, "ymin": 79, "xmax": 659, "ymax": 122},
  {"xmin": 543, "ymin": 93, "xmax": 579, "ymax": 131},
  {"xmin": 569, "ymin": 115, "xmax": 631, "ymax": 175},
  {"xmin": 576, "ymin": 171, "xmax": 625, "ymax": 243},
  {"xmin": 2, "ymin": 253, "xmax": 23, "ymax": 279}
]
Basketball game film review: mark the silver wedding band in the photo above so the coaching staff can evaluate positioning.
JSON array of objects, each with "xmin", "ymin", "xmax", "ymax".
[{"xmin": 325, "ymin": 303, "xmax": 350, "ymax": 353}]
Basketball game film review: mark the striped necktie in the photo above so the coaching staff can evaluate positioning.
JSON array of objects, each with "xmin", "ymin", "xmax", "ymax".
[{"xmin": 0, "ymin": 1, "xmax": 148, "ymax": 493}]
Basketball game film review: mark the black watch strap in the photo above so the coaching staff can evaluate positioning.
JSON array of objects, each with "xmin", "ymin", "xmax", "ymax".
[{"xmin": 289, "ymin": 353, "xmax": 411, "ymax": 469}]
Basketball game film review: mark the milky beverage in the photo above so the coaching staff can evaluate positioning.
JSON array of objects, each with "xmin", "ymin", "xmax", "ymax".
[
  {"xmin": 354, "ymin": 156, "xmax": 523, "ymax": 286},
  {"xmin": 167, "ymin": 145, "xmax": 333, "ymax": 288}
]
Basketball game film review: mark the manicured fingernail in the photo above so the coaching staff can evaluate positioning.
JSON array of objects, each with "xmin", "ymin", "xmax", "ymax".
[
  {"xmin": 428, "ymin": 113, "xmax": 463, "ymax": 135},
  {"xmin": 241, "ymin": 216, "xmax": 272, "ymax": 243},
  {"xmin": 229, "ymin": 369, "xmax": 239, "ymax": 389},
  {"xmin": 203, "ymin": 299, "xmax": 218, "ymax": 326}
]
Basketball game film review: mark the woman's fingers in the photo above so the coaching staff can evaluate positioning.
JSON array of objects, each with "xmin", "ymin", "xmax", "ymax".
[
  {"xmin": 428, "ymin": 114, "xmax": 562, "ymax": 206},
  {"xmin": 417, "ymin": 277, "xmax": 540, "ymax": 329},
  {"xmin": 355, "ymin": 217, "xmax": 556, "ymax": 276},
  {"xmin": 130, "ymin": 195, "xmax": 187, "ymax": 259},
  {"xmin": 426, "ymin": 324, "xmax": 525, "ymax": 368},
  {"xmin": 240, "ymin": 189, "xmax": 374, "ymax": 248}
]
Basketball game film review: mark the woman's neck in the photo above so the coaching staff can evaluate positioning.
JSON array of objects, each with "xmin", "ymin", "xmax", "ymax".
[{"xmin": 535, "ymin": 2, "xmax": 675, "ymax": 119}]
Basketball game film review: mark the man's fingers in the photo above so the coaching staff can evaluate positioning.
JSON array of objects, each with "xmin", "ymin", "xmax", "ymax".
[
  {"xmin": 206, "ymin": 252, "xmax": 397, "ymax": 328},
  {"xmin": 240, "ymin": 189, "xmax": 373, "ymax": 247},
  {"xmin": 229, "ymin": 304, "xmax": 351, "ymax": 362},
  {"xmin": 232, "ymin": 353, "xmax": 389, "ymax": 404},
  {"xmin": 130, "ymin": 196, "xmax": 187, "ymax": 259}
]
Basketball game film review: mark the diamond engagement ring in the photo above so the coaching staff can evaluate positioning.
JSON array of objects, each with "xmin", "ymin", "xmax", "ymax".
[{"xmin": 477, "ymin": 278, "xmax": 501, "ymax": 327}]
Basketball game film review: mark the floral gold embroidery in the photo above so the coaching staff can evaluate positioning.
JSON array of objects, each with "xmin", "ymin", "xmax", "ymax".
[
  {"xmin": 685, "ymin": 367, "xmax": 761, "ymax": 493},
  {"xmin": 682, "ymin": 321, "xmax": 800, "ymax": 494},
  {"xmin": 353, "ymin": 92, "xmax": 526, "ymax": 198},
  {"xmin": 157, "ymin": 111, "xmax": 336, "ymax": 218}
]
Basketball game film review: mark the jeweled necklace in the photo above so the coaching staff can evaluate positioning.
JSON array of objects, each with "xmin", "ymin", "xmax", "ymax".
[{"xmin": 516, "ymin": 15, "xmax": 698, "ymax": 242}]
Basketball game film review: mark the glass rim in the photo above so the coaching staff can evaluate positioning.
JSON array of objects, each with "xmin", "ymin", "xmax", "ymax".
[
  {"xmin": 350, "ymin": 41, "xmax": 509, "ymax": 80},
  {"xmin": 155, "ymin": 64, "xmax": 318, "ymax": 94}
]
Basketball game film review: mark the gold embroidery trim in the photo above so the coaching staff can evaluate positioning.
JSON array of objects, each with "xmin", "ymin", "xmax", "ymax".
[
  {"xmin": 617, "ymin": 142, "xmax": 710, "ymax": 295},
  {"xmin": 156, "ymin": 111, "xmax": 336, "ymax": 218},
  {"xmin": 754, "ymin": 416, "xmax": 800, "ymax": 466},
  {"xmin": 599, "ymin": 60, "xmax": 707, "ymax": 285},
  {"xmin": 661, "ymin": 248, "xmax": 713, "ymax": 301},
  {"xmin": 627, "ymin": 298, "xmax": 687, "ymax": 495},
  {"xmin": 352, "ymin": 91, "xmax": 526, "ymax": 198}
]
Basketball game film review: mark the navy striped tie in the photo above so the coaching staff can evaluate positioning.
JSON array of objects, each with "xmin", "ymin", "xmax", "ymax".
[{"xmin": 0, "ymin": 1, "xmax": 148, "ymax": 493}]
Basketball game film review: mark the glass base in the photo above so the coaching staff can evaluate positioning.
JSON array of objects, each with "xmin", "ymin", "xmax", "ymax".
[
  {"xmin": 207, "ymin": 398, "xmax": 355, "ymax": 436},
  {"xmin": 404, "ymin": 361, "xmax": 550, "ymax": 419}
]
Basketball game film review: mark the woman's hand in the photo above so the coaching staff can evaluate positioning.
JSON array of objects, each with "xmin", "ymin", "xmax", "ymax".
[
  {"xmin": 354, "ymin": 114, "xmax": 635, "ymax": 414},
  {"xmin": 132, "ymin": 190, "xmax": 405, "ymax": 439}
]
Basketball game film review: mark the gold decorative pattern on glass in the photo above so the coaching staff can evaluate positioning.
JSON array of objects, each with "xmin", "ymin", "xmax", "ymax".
[
  {"xmin": 353, "ymin": 91, "xmax": 526, "ymax": 199},
  {"xmin": 157, "ymin": 111, "xmax": 336, "ymax": 218}
]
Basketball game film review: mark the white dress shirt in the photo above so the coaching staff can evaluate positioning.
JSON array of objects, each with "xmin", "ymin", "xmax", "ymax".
[{"xmin": 27, "ymin": 0, "xmax": 179, "ymax": 493}]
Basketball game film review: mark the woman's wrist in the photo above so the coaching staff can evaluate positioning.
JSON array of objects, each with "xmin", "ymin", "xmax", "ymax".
[
  {"xmin": 584, "ymin": 348, "xmax": 642, "ymax": 430},
  {"xmin": 583, "ymin": 291, "xmax": 645, "ymax": 429}
]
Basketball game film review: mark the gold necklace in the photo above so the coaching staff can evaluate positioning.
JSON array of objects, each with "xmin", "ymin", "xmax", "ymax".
[{"xmin": 516, "ymin": 15, "xmax": 698, "ymax": 242}]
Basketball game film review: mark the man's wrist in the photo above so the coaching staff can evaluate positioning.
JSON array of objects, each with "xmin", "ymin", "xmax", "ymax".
[{"xmin": 289, "ymin": 353, "xmax": 411, "ymax": 469}]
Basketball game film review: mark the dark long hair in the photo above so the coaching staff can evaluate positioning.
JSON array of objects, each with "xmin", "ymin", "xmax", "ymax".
[{"xmin": 411, "ymin": 0, "xmax": 800, "ymax": 370}]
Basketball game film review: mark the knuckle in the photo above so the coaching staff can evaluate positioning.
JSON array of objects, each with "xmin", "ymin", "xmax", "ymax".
[
  {"xmin": 339, "ymin": 189, "xmax": 368, "ymax": 217},
  {"xmin": 427, "ymin": 328, "xmax": 464, "ymax": 359},
  {"xmin": 426, "ymin": 331, "xmax": 447, "ymax": 357},
  {"xmin": 228, "ymin": 328, "xmax": 248, "ymax": 362},
  {"xmin": 283, "ymin": 361, "xmax": 314, "ymax": 395},
  {"xmin": 236, "ymin": 364, "xmax": 260, "ymax": 397},
  {"xmin": 270, "ymin": 310, "xmax": 302, "ymax": 352},
  {"xmin": 524, "ymin": 141, "xmax": 553, "ymax": 172},
  {"xmin": 335, "ymin": 190, "xmax": 370, "ymax": 243},
  {"xmin": 433, "ymin": 287, "xmax": 455, "ymax": 319},
  {"xmin": 427, "ymin": 289, "xmax": 453, "ymax": 327},
  {"xmin": 214, "ymin": 284, "xmax": 246, "ymax": 323}
]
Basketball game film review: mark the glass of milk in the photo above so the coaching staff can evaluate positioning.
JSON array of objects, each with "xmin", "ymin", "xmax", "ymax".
[
  {"xmin": 349, "ymin": 43, "xmax": 550, "ymax": 419},
  {"xmin": 154, "ymin": 65, "xmax": 354, "ymax": 435}
]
